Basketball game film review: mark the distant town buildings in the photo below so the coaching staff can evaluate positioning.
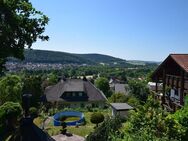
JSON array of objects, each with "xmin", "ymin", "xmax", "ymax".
[{"xmin": 5, "ymin": 62, "xmax": 87, "ymax": 72}]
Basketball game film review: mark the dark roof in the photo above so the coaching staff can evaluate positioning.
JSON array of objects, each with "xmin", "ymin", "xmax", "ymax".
[
  {"xmin": 152, "ymin": 54, "xmax": 188, "ymax": 80},
  {"xmin": 110, "ymin": 103, "xmax": 133, "ymax": 110},
  {"xmin": 63, "ymin": 79, "xmax": 84, "ymax": 92},
  {"xmin": 45, "ymin": 79, "xmax": 107, "ymax": 102}
]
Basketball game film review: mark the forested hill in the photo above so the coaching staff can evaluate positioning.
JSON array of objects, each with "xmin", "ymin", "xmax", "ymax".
[
  {"xmin": 75, "ymin": 53, "xmax": 125, "ymax": 63},
  {"xmin": 10, "ymin": 49, "xmax": 126, "ymax": 65}
]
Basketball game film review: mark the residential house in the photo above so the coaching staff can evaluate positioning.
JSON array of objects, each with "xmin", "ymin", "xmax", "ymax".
[
  {"xmin": 151, "ymin": 54, "xmax": 188, "ymax": 111},
  {"xmin": 109, "ymin": 78, "xmax": 128, "ymax": 95},
  {"xmin": 44, "ymin": 78, "xmax": 107, "ymax": 108}
]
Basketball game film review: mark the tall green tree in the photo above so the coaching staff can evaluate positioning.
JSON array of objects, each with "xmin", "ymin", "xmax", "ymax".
[
  {"xmin": 0, "ymin": 0, "xmax": 49, "ymax": 73},
  {"xmin": 128, "ymin": 80, "xmax": 149, "ymax": 102},
  {"xmin": 0, "ymin": 75, "xmax": 23, "ymax": 104},
  {"xmin": 95, "ymin": 77, "xmax": 111, "ymax": 97}
]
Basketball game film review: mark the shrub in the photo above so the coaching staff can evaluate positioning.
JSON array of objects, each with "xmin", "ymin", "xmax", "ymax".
[
  {"xmin": 87, "ymin": 116, "xmax": 122, "ymax": 141},
  {"xmin": 90, "ymin": 112, "xmax": 104, "ymax": 127},
  {"xmin": 123, "ymin": 96, "xmax": 186, "ymax": 141}
]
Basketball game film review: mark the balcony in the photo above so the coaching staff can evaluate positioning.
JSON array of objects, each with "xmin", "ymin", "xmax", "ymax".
[{"xmin": 163, "ymin": 95, "xmax": 183, "ymax": 112}]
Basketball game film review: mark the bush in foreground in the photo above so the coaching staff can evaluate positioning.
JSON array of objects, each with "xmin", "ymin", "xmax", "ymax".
[
  {"xmin": 90, "ymin": 112, "xmax": 104, "ymax": 127},
  {"xmin": 87, "ymin": 116, "xmax": 122, "ymax": 141}
]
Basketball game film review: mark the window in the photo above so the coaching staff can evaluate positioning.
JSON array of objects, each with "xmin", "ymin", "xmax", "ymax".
[
  {"xmin": 68, "ymin": 93, "xmax": 72, "ymax": 97},
  {"xmin": 72, "ymin": 92, "xmax": 76, "ymax": 97},
  {"xmin": 63, "ymin": 93, "xmax": 67, "ymax": 97},
  {"xmin": 79, "ymin": 92, "xmax": 83, "ymax": 96}
]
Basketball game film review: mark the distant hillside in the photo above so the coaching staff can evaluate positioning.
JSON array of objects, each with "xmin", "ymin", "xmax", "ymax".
[
  {"xmin": 9, "ymin": 49, "xmax": 126, "ymax": 65},
  {"xmin": 75, "ymin": 53, "xmax": 125, "ymax": 63}
]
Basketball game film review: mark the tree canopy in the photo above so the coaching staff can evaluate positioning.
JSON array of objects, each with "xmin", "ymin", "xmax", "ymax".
[
  {"xmin": 0, "ymin": 75, "xmax": 23, "ymax": 104},
  {"xmin": 95, "ymin": 77, "xmax": 111, "ymax": 97},
  {"xmin": 123, "ymin": 96, "xmax": 185, "ymax": 141},
  {"xmin": 0, "ymin": 0, "xmax": 49, "ymax": 73},
  {"xmin": 128, "ymin": 80, "xmax": 149, "ymax": 102},
  {"xmin": 0, "ymin": 102, "xmax": 22, "ymax": 139}
]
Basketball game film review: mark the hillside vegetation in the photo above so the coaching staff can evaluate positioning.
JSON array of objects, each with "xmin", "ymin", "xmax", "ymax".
[{"xmin": 9, "ymin": 49, "xmax": 126, "ymax": 65}]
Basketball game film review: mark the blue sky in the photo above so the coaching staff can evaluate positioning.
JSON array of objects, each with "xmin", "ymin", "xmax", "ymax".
[{"xmin": 30, "ymin": 0, "xmax": 188, "ymax": 61}]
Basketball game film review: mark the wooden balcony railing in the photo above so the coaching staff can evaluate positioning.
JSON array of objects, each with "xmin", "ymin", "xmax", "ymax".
[{"xmin": 164, "ymin": 95, "xmax": 183, "ymax": 112}]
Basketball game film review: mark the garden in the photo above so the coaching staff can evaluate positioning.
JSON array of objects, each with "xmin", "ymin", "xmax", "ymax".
[{"xmin": 33, "ymin": 108, "xmax": 111, "ymax": 137}]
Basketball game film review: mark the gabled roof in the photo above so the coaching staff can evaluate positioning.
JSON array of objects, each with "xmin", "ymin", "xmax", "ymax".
[
  {"xmin": 63, "ymin": 79, "xmax": 84, "ymax": 92},
  {"xmin": 45, "ymin": 79, "xmax": 107, "ymax": 102},
  {"xmin": 152, "ymin": 54, "xmax": 188, "ymax": 80}
]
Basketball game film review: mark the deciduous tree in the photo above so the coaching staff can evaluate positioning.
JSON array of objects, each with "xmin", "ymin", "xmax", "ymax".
[
  {"xmin": 0, "ymin": 0, "xmax": 49, "ymax": 73},
  {"xmin": 128, "ymin": 80, "xmax": 149, "ymax": 102},
  {"xmin": 0, "ymin": 75, "xmax": 23, "ymax": 104},
  {"xmin": 95, "ymin": 77, "xmax": 111, "ymax": 97}
]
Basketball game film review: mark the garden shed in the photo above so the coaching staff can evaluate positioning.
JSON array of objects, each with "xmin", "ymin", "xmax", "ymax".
[{"xmin": 110, "ymin": 103, "xmax": 133, "ymax": 118}]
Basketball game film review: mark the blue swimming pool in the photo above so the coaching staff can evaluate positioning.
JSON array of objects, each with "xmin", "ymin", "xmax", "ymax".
[{"xmin": 53, "ymin": 111, "xmax": 85, "ymax": 126}]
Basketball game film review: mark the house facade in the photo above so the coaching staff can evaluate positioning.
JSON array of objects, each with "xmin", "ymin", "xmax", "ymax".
[
  {"xmin": 44, "ymin": 78, "xmax": 107, "ymax": 108},
  {"xmin": 109, "ymin": 78, "xmax": 128, "ymax": 95},
  {"xmin": 151, "ymin": 54, "xmax": 188, "ymax": 112}
]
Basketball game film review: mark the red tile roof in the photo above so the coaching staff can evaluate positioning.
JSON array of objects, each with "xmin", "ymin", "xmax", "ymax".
[{"xmin": 170, "ymin": 54, "xmax": 188, "ymax": 73}]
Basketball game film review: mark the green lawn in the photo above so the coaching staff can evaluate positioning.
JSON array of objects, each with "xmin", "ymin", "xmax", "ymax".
[
  {"xmin": 37, "ymin": 109, "xmax": 111, "ymax": 137},
  {"xmin": 45, "ymin": 112, "xmax": 96, "ymax": 137}
]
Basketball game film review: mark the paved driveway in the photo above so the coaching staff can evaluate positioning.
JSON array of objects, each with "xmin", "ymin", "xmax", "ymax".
[{"xmin": 52, "ymin": 134, "xmax": 85, "ymax": 141}]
